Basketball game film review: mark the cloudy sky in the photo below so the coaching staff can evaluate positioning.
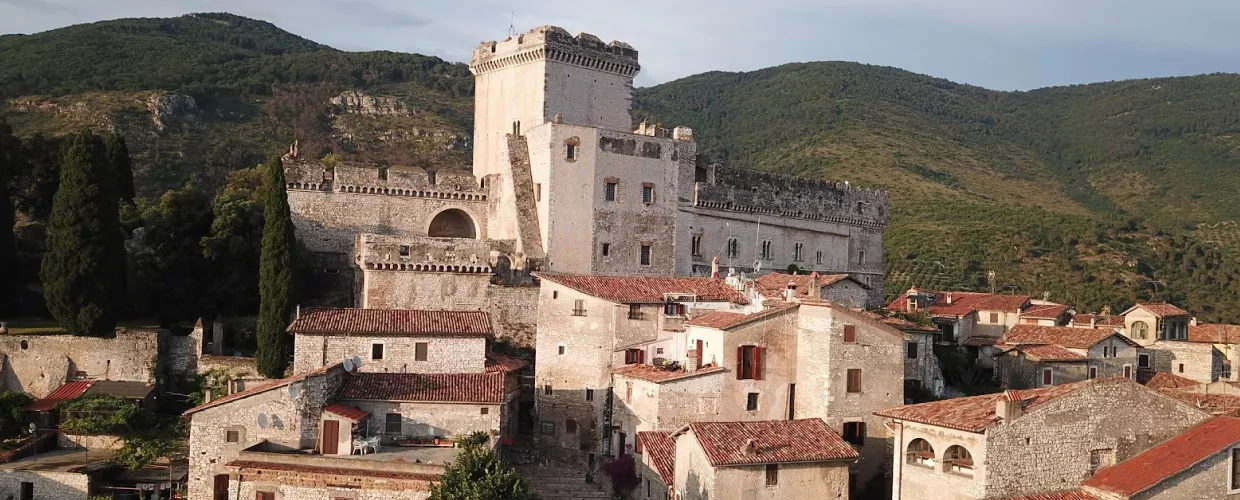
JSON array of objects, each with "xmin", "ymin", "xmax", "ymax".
[{"xmin": 2, "ymin": 0, "xmax": 1238, "ymax": 90}]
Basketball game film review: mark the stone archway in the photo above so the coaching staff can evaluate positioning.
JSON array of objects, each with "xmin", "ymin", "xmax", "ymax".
[{"xmin": 427, "ymin": 208, "xmax": 477, "ymax": 239}]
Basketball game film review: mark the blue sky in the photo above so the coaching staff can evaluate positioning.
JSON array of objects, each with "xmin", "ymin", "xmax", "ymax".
[{"xmin": 2, "ymin": 0, "xmax": 1238, "ymax": 90}]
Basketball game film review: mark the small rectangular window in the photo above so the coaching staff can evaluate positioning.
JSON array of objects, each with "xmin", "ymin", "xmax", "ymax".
[
  {"xmin": 535, "ymin": 183, "xmax": 542, "ymax": 201},
  {"xmin": 1138, "ymin": 353, "xmax": 1150, "ymax": 368},
  {"xmin": 566, "ymin": 144, "xmax": 577, "ymax": 160},
  {"xmin": 573, "ymin": 299, "xmax": 586, "ymax": 316},
  {"xmin": 585, "ymin": 389, "xmax": 594, "ymax": 401},
  {"xmin": 371, "ymin": 343, "xmax": 384, "ymax": 360},
  {"xmin": 847, "ymin": 369, "xmax": 862, "ymax": 393},
  {"xmin": 226, "ymin": 430, "xmax": 239, "ymax": 443},
  {"xmin": 907, "ymin": 342, "xmax": 918, "ymax": 359},
  {"xmin": 566, "ymin": 419, "xmax": 578, "ymax": 434},
  {"xmin": 1089, "ymin": 366, "xmax": 1098, "ymax": 379},
  {"xmin": 601, "ymin": 243, "xmax": 610, "ymax": 257},
  {"xmin": 746, "ymin": 392, "xmax": 759, "ymax": 411},
  {"xmin": 842, "ymin": 421, "xmax": 866, "ymax": 447},
  {"xmin": 1042, "ymin": 368, "xmax": 1053, "ymax": 386},
  {"xmin": 1179, "ymin": 363, "xmax": 1185, "ymax": 373},
  {"xmin": 738, "ymin": 346, "xmax": 762, "ymax": 380},
  {"xmin": 544, "ymin": 384, "xmax": 552, "ymax": 395},
  {"xmin": 727, "ymin": 239, "xmax": 739, "ymax": 258},
  {"xmin": 816, "ymin": 251, "xmax": 823, "ymax": 265},
  {"xmin": 257, "ymin": 492, "xmax": 275, "ymax": 500},
  {"xmin": 398, "ymin": 245, "xmax": 410, "ymax": 257},
  {"xmin": 558, "ymin": 345, "xmax": 566, "ymax": 355},
  {"xmin": 640, "ymin": 245, "xmax": 651, "ymax": 266},
  {"xmin": 691, "ymin": 235, "xmax": 702, "ymax": 257},
  {"xmin": 642, "ymin": 185, "xmax": 654, "ymax": 204},
  {"xmin": 605, "ymin": 182, "xmax": 617, "ymax": 202},
  {"xmin": 385, "ymin": 413, "xmax": 402, "ymax": 434},
  {"xmin": 414, "ymin": 342, "xmax": 428, "ymax": 361},
  {"xmin": 843, "ymin": 324, "xmax": 856, "ymax": 343},
  {"xmin": 765, "ymin": 464, "xmax": 778, "ymax": 486},
  {"xmin": 480, "ymin": 407, "xmax": 489, "ymax": 415},
  {"xmin": 628, "ymin": 304, "xmax": 643, "ymax": 320},
  {"xmin": 858, "ymin": 250, "xmax": 865, "ymax": 265},
  {"xmin": 794, "ymin": 242, "xmax": 804, "ymax": 262},
  {"xmin": 625, "ymin": 349, "xmax": 645, "ymax": 365},
  {"xmin": 1124, "ymin": 364, "xmax": 1132, "ymax": 379}
]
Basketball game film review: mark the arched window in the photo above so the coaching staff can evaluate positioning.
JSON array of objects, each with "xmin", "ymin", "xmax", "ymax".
[
  {"xmin": 907, "ymin": 439, "xmax": 934, "ymax": 467},
  {"xmin": 427, "ymin": 209, "xmax": 477, "ymax": 239},
  {"xmin": 945, "ymin": 445, "xmax": 974, "ymax": 475},
  {"xmin": 1131, "ymin": 320, "xmax": 1149, "ymax": 339}
]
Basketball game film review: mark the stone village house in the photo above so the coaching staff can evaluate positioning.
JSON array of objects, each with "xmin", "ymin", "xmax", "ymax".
[
  {"xmin": 886, "ymin": 288, "xmax": 1031, "ymax": 348},
  {"xmin": 994, "ymin": 325, "xmax": 1144, "ymax": 389},
  {"xmin": 1081, "ymin": 415, "xmax": 1240, "ymax": 499}
]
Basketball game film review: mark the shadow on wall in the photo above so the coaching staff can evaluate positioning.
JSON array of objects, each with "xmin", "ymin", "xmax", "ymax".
[{"xmin": 428, "ymin": 209, "xmax": 477, "ymax": 239}]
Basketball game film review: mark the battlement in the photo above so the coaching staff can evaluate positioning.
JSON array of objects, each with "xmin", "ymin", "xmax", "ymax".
[
  {"xmin": 470, "ymin": 25, "xmax": 639, "ymax": 77},
  {"xmin": 285, "ymin": 160, "xmax": 488, "ymax": 202},
  {"xmin": 356, "ymin": 234, "xmax": 516, "ymax": 275},
  {"xmin": 692, "ymin": 165, "xmax": 889, "ymax": 228}
]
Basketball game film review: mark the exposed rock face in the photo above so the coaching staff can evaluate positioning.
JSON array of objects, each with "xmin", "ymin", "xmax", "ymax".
[
  {"xmin": 147, "ymin": 93, "xmax": 199, "ymax": 133},
  {"xmin": 329, "ymin": 90, "xmax": 411, "ymax": 116}
]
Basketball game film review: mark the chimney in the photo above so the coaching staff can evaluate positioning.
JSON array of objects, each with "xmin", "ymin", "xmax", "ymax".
[
  {"xmin": 1191, "ymin": 317, "xmax": 1199, "ymax": 327},
  {"xmin": 809, "ymin": 272, "xmax": 821, "ymax": 299},
  {"xmin": 740, "ymin": 438, "xmax": 758, "ymax": 456},
  {"xmin": 1090, "ymin": 316, "xmax": 1097, "ymax": 329},
  {"xmin": 946, "ymin": 293, "xmax": 954, "ymax": 305},
  {"xmin": 784, "ymin": 281, "xmax": 797, "ymax": 302},
  {"xmin": 995, "ymin": 390, "xmax": 1023, "ymax": 422},
  {"xmin": 203, "ymin": 388, "xmax": 213, "ymax": 404}
]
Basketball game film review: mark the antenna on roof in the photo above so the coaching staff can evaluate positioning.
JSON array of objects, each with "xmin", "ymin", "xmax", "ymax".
[
  {"xmin": 257, "ymin": 413, "xmax": 269, "ymax": 429},
  {"xmin": 508, "ymin": 11, "xmax": 516, "ymax": 37}
]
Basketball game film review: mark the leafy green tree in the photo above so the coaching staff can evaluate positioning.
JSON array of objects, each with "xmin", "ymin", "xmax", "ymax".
[
  {"xmin": 10, "ymin": 134, "xmax": 63, "ymax": 222},
  {"xmin": 201, "ymin": 164, "xmax": 267, "ymax": 317},
  {"xmin": 429, "ymin": 446, "xmax": 539, "ymax": 500},
  {"xmin": 103, "ymin": 132, "xmax": 135, "ymax": 204},
  {"xmin": 0, "ymin": 392, "xmax": 33, "ymax": 438},
  {"xmin": 0, "ymin": 122, "xmax": 20, "ymax": 316},
  {"xmin": 40, "ymin": 129, "xmax": 126, "ymax": 337},
  {"xmin": 129, "ymin": 184, "xmax": 215, "ymax": 324},
  {"xmin": 255, "ymin": 157, "xmax": 296, "ymax": 377}
]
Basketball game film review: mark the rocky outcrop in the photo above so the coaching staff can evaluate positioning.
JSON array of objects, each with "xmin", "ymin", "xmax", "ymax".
[
  {"xmin": 147, "ymin": 93, "xmax": 199, "ymax": 133},
  {"xmin": 329, "ymin": 90, "xmax": 411, "ymax": 116}
]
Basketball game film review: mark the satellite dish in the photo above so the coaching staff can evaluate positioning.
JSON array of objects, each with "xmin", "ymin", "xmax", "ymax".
[
  {"xmin": 257, "ymin": 413, "xmax": 269, "ymax": 429},
  {"xmin": 28, "ymin": 423, "xmax": 35, "ymax": 433},
  {"xmin": 351, "ymin": 356, "xmax": 362, "ymax": 371},
  {"xmin": 343, "ymin": 358, "xmax": 355, "ymax": 372},
  {"xmin": 287, "ymin": 383, "xmax": 301, "ymax": 399}
]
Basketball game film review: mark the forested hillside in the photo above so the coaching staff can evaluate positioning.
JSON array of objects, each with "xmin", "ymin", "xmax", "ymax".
[{"xmin": 3, "ymin": 13, "xmax": 1240, "ymax": 324}]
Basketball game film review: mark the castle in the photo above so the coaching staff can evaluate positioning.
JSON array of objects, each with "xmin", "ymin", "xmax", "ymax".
[{"xmin": 283, "ymin": 25, "xmax": 889, "ymax": 346}]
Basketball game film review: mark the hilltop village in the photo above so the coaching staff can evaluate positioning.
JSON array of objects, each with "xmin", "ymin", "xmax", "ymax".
[{"xmin": 4, "ymin": 25, "xmax": 1240, "ymax": 500}]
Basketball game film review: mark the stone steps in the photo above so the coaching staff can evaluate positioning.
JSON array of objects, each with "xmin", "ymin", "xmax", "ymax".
[{"xmin": 517, "ymin": 465, "xmax": 609, "ymax": 500}]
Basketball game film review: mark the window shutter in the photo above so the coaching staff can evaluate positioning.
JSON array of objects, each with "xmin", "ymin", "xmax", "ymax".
[
  {"xmin": 843, "ymin": 324, "xmax": 856, "ymax": 343},
  {"xmin": 638, "ymin": 349, "xmax": 645, "ymax": 364},
  {"xmin": 754, "ymin": 347, "xmax": 764, "ymax": 380},
  {"xmin": 737, "ymin": 346, "xmax": 746, "ymax": 380}
]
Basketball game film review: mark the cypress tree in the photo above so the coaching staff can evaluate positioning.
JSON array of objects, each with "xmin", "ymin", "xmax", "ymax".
[
  {"xmin": 103, "ymin": 132, "xmax": 135, "ymax": 205},
  {"xmin": 41, "ymin": 130, "xmax": 125, "ymax": 336},
  {"xmin": 255, "ymin": 157, "xmax": 296, "ymax": 377},
  {"xmin": 0, "ymin": 122, "xmax": 20, "ymax": 316}
]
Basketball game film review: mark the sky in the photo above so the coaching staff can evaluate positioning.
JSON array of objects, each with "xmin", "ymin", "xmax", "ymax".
[{"xmin": 2, "ymin": 0, "xmax": 1239, "ymax": 90}]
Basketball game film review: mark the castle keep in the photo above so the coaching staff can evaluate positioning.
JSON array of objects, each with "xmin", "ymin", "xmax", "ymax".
[{"xmin": 283, "ymin": 25, "xmax": 890, "ymax": 346}]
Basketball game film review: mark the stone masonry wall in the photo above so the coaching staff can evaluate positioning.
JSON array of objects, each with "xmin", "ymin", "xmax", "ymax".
[
  {"xmin": 892, "ymin": 422, "xmax": 989, "ymax": 500},
  {"xmin": 1126, "ymin": 449, "xmax": 1240, "ymax": 500},
  {"xmin": 0, "ymin": 471, "xmax": 90, "ymax": 500},
  {"xmin": 1149, "ymin": 340, "xmax": 1221, "ymax": 383},
  {"xmin": 287, "ymin": 189, "xmax": 489, "ymax": 256},
  {"xmin": 292, "ymin": 333, "xmax": 486, "ymax": 375},
  {"xmin": 230, "ymin": 471, "xmax": 431, "ymax": 500},
  {"xmin": 0, "ymin": 330, "xmax": 161, "ymax": 397},
  {"xmin": 712, "ymin": 461, "xmax": 850, "ymax": 500},
  {"xmin": 348, "ymin": 400, "xmax": 502, "ymax": 439}
]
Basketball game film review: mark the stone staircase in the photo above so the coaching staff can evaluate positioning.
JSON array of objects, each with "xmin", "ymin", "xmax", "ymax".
[{"xmin": 516, "ymin": 465, "xmax": 611, "ymax": 500}]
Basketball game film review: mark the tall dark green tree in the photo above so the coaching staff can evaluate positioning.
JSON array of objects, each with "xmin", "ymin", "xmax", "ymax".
[
  {"xmin": 0, "ymin": 122, "xmax": 20, "ymax": 316},
  {"xmin": 103, "ymin": 132, "xmax": 135, "ymax": 205},
  {"xmin": 255, "ymin": 157, "xmax": 296, "ymax": 377},
  {"xmin": 40, "ymin": 130, "xmax": 126, "ymax": 336}
]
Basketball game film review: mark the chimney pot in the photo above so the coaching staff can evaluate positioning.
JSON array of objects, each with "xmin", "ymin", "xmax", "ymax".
[
  {"xmin": 740, "ymin": 438, "xmax": 758, "ymax": 455},
  {"xmin": 1191, "ymin": 317, "xmax": 1199, "ymax": 327},
  {"xmin": 204, "ymin": 388, "xmax": 213, "ymax": 404},
  {"xmin": 996, "ymin": 390, "xmax": 1023, "ymax": 422}
]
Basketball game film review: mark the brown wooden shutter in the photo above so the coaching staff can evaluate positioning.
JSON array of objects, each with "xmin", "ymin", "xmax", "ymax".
[
  {"xmin": 638, "ymin": 349, "xmax": 645, "ymax": 364},
  {"xmin": 695, "ymin": 340, "xmax": 704, "ymax": 369},
  {"xmin": 754, "ymin": 347, "xmax": 764, "ymax": 380},
  {"xmin": 843, "ymin": 324, "xmax": 856, "ymax": 343},
  {"xmin": 737, "ymin": 346, "xmax": 746, "ymax": 380}
]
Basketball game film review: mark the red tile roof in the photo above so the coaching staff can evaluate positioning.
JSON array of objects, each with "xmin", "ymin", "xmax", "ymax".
[
  {"xmin": 184, "ymin": 363, "xmax": 343, "ymax": 416},
  {"xmin": 338, "ymin": 372, "xmax": 505, "ymax": 404},
  {"xmin": 962, "ymin": 336, "xmax": 1001, "ymax": 347},
  {"xmin": 1022, "ymin": 303, "xmax": 1071, "ymax": 320},
  {"xmin": 288, "ymin": 308, "xmax": 492, "ymax": 336},
  {"xmin": 1188, "ymin": 323, "xmax": 1240, "ymax": 344},
  {"xmin": 1158, "ymin": 391, "xmax": 1240, "ymax": 416},
  {"xmin": 613, "ymin": 364, "xmax": 727, "ymax": 383},
  {"xmin": 1004, "ymin": 344, "xmax": 1089, "ymax": 362},
  {"xmin": 1084, "ymin": 416, "xmax": 1240, "ymax": 496},
  {"xmin": 685, "ymin": 302, "xmax": 798, "ymax": 330},
  {"xmin": 997, "ymin": 491, "xmax": 1097, "ymax": 500},
  {"xmin": 1137, "ymin": 372, "xmax": 1200, "ymax": 390},
  {"xmin": 29, "ymin": 380, "xmax": 94, "ymax": 411},
  {"xmin": 1128, "ymin": 303, "xmax": 1189, "ymax": 318},
  {"xmin": 533, "ymin": 273, "xmax": 748, "ymax": 304},
  {"xmin": 638, "ymin": 431, "xmax": 675, "ymax": 486},
  {"xmin": 687, "ymin": 419, "xmax": 859, "ymax": 466},
  {"xmin": 877, "ymin": 380, "xmax": 1100, "ymax": 432},
  {"xmin": 322, "ymin": 403, "xmax": 370, "ymax": 422},
  {"xmin": 225, "ymin": 460, "xmax": 439, "ymax": 481},
  {"xmin": 859, "ymin": 311, "xmax": 938, "ymax": 333},
  {"xmin": 752, "ymin": 272, "xmax": 862, "ymax": 299},
  {"xmin": 887, "ymin": 290, "xmax": 1029, "ymax": 317},
  {"xmin": 1002, "ymin": 325, "xmax": 1130, "ymax": 350},
  {"xmin": 484, "ymin": 352, "xmax": 529, "ymax": 373},
  {"xmin": 1070, "ymin": 314, "xmax": 1125, "ymax": 328}
]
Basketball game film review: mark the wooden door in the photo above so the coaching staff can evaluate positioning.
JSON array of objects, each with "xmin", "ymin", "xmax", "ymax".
[
  {"xmin": 212, "ymin": 474, "xmax": 229, "ymax": 500},
  {"xmin": 323, "ymin": 419, "xmax": 340, "ymax": 455}
]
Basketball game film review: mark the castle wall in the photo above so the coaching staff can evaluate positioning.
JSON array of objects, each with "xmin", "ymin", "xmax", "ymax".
[{"xmin": 0, "ymin": 330, "xmax": 162, "ymax": 397}]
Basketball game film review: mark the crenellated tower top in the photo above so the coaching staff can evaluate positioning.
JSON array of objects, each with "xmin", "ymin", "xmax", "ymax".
[{"xmin": 470, "ymin": 25, "xmax": 640, "ymax": 77}]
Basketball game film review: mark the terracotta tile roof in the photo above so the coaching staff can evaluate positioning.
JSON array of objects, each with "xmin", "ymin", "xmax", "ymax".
[
  {"xmin": 225, "ymin": 460, "xmax": 439, "ymax": 481},
  {"xmin": 1002, "ymin": 325, "xmax": 1130, "ymax": 350},
  {"xmin": 338, "ymin": 372, "xmax": 505, "ymax": 404},
  {"xmin": 752, "ymin": 272, "xmax": 862, "ymax": 298},
  {"xmin": 30, "ymin": 380, "xmax": 94, "ymax": 411},
  {"xmin": 184, "ymin": 363, "xmax": 343, "ymax": 416},
  {"xmin": 685, "ymin": 302, "xmax": 798, "ymax": 330},
  {"xmin": 887, "ymin": 290, "xmax": 1029, "ymax": 317},
  {"xmin": 996, "ymin": 491, "xmax": 1097, "ymax": 500},
  {"xmin": 962, "ymin": 336, "xmax": 1001, "ymax": 347},
  {"xmin": 858, "ymin": 311, "xmax": 938, "ymax": 333},
  {"xmin": 1003, "ymin": 344, "xmax": 1089, "ymax": 362},
  {"xmin": 1137, "ymin": 372, "xmax": 1200, "ymax": 390},
  {"xmin": 288, "ymin": 308, "xmax": 492, "ymax": 336},
  {"xmin": 1022, "ymin": 303, "xmax": 1071, "ymax": 320},
  {"xmin": 1128, "ymin": 303, "xmax": 1189, "ymax": 318},
  {"xmin": 484, "ymin": 352, "xmax": 529, "ymax": 373},
  {"xmin": 322, "ymin": 403, "xmax": 370, "ymax": 422},
  {"xmin": 638, "ymin": 431, "xmax": 675, "ymax": 486},
  {"xmin": 1188, "ymin": 323, "xmax": 1240, "ymax": 344},
  {"xmin": 877, "ymin": 380, "xmax": 1100, "ymax": 432},
  {"xmin": 1070, "ymin": 314, "xmax": 1125, "ymax": 328},
  {"xmin": 612, "ymin": 364, "xmax": 727, "ymax": 383},
  {"xmin": 1084, "ymin": 416, "xmax": 1240, "ymax": 497},
  {"xmin": 688, "ymin": 418, "xmax": 858, "ymax": 466},
  {"xmin": 533, "ymin": 273, "xmax": 748, "ymax": 304},
  {"xmin": 1158, "ymin": 391, "xmax": 1240, "ymax": 415}
]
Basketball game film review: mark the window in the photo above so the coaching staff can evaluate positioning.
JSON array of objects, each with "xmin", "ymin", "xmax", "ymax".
[
  {"xmin": 480, "ymin": 407, "xmax": 489, "ymax": 415},
  {"xmin": 414, "ymin": 342, "xmax": 428, "ymax": 361},
  {"xmin": 990, "ymin": 312, "xmax": 999, "ymax": 323},
  {"xmin": 605, "ymin": 182, "xmax": 617, "ymax": 202},
  {"xmin": 664, "ymin": 302, "xmax": 685, "ymax": 316},
  {"xmin": 857, "ymin": 201, "xmax": 864, "ymax": 213},
  {"xmin": 641, "ymin": 185, "xmax": 655, "ymax": 204},
  {"xmin": 1042, "ymin": 368, "xmax": 1053, "ymax": 386},
  {"xmin": 398, "ymin": 245, "xmax": 410, "ymax": 257},
  {"xmin": 256, "ymin": 493, "xmax": 275, "ymax": 500},
  {"xmin": 843, "ymin": 324, "xmax": 856, "ymax": 343},
  {"xmin": 558, "ymin": 345, "xmax": 566, "ymax": 355},
  {"xmin": 1231, "ymin": 448, "xmax": 1240, "ymax": 490},
  {"xmin": 765, "ymin": 464, "xmax": 779, "ymax": 486},
  {"xmin": 534, "ymin": 183, "xmax": 542, "ymax": 201},
  {"xmin": 543, "ymin": 384, "xmax": 552, "ymax": 395},
  {"xmin": 746, "ymin": 392, "xmax": 759, "ymax": 411},
  {"xmin": 1089, "ymin": 366, "xmax": 1098, "ymax": 379},
  {"xmin": 540, "ymin": 421, "xmax": 555, "ymax": 435},
  {"xmin": 566, "ymin": 419, "xmax": 578, "ymax": 434},
  {"xmin": 601, "ymin": 243, "xmax": 610, "ymax": 257},
  {"xmin": 816, "ymin": 251, "xmax": 823, "ymax": 265},
  {"xmin": 585, "ymin": 389, "xmax": 594, "ymax": 402},
  {"xmin": 371, "ymin": 343, "xmax": 384, "ymax": 361},
  {"xmin": 691, "ymin": 235, "xmax": 702, "ymax": 257},
  {"xmin": 737, "ymin": 346, "xmax": 763, "ymax": 380},
  {"xmin": 552, "ymin": 290, "xmax": 558, "ymax": 299},
  {"xmin": 1138, "ymin": 353, "xmax": 1150, "ymax": 368},
  {"xmin": 761, "ymin": 241, "xmax": 773, "ymax": 260},
  {"xmin": 727, "ymin": 238, "xmax": 739, "ymax": 258},
  {"xmin": 907, "ymin": 439, "xmax": 934, "ymax": 466},
  {"xmin": 1179, "ymin": 363, "xmax": 1186, "ymax": 374},
  {"xmin": 847, "ymin": 369, "xmax": 862, "ymax": 393},
  {"xmin": 945, "ymin": 446, "xmax": 974, "ymax": 475},
  {"xmin": 1131, "ymin": 320, "xmax": 1149, "ymax": 340},
  {"xmin": 573, "ymin": 299, "xmax": 586, "ymax": 316},
  {"xmin": 628, "ymin": 304, "xmax": 643, "ymax": 320},
  {"xmin": 226, "ymin": 430, "xmax": 239, "ymax": 443},
  {"xmin": 794, "ymin": 242, "xmax": 804, "ymax": 262},
  {"xmin": 625, "ymin": 349, "xmax": 645, "ymax": 365},
  {"xmin": 858, "ymin": 250, "xmax": 865, "ymax": 265},
  {"xmin": 640, "ymin": 245, "xmax": 651, "ymax": 266},
  {"xmin": 19, "ymin": 482, "xmax": 32, "ymax": 500},
  {"xmin": 907, "ymin": 342, "xmax": 918, "ymax": 359},
  {"xmin": 385, "ymin": 413, "xmax": 402, "ymax": 434},
  {"xmin": 1123, "ymin": 364, "xmax": 1132, "ymax": 379},
  {"xmin": 842, "ymin": 421, "xmax": 866, "ymax": 447},
  {"xmin": 566, "ymin": 143, "xmax": 577, "ymax": 161}
]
